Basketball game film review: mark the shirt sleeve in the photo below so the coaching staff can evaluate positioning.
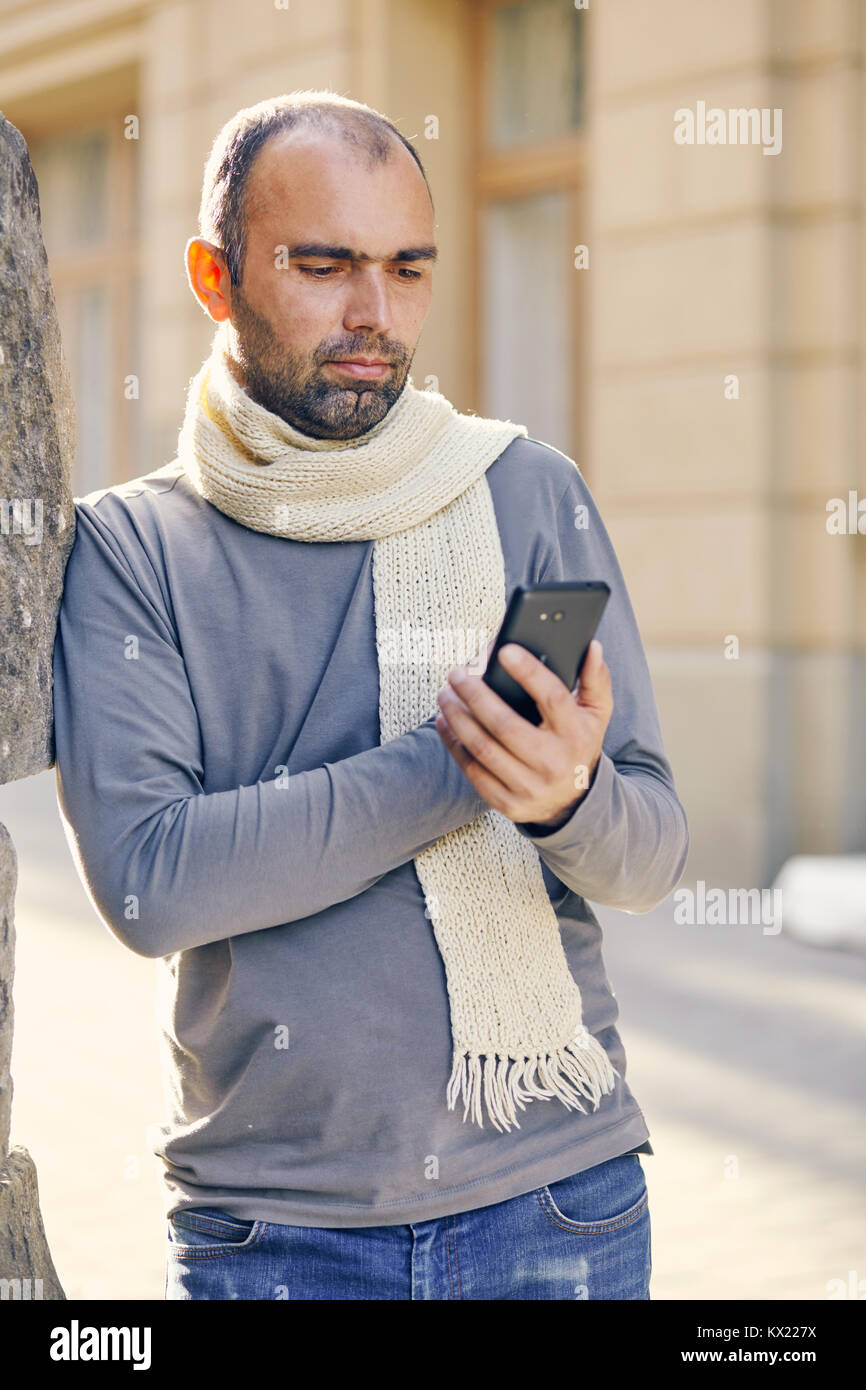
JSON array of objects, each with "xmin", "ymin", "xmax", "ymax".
[
  {"xmin": 514, "ymin": 462, "xmax": 690, "ymax": 913},
  {"xmin": 51, "ymin": 504, "xmax": 487, "ymax": 959}
]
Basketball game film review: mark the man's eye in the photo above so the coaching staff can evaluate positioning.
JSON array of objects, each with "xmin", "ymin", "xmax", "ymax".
[{"xmin": 297, "ymin": 265, "xmax": 422, "ymax": 280}]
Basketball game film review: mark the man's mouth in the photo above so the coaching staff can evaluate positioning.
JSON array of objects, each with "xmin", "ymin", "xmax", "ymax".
[{"xmin": 324, "ymin": 359, "xmax": 392, "ymax": 380}]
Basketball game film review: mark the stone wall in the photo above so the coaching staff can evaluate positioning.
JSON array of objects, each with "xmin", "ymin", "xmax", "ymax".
[{"xmin": 0, "ymin": 111, "xmax": 74, "ymax": 1301}]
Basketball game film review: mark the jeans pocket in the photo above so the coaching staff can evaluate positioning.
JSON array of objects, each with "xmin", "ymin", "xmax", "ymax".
[
  {"xmin": 167, "ymin": 1206, "xmax": 266, "ymax": 1257},
  {"xmin": 538, "ymin": 1153, "xmax": 649, "ymax": 1234}
]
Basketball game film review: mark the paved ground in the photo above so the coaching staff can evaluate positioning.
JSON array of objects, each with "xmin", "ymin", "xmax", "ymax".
[
  {"xmin": 595, "ymin": 895, "xmax": 866, "ymax": 1300},
  {"xmin": 1, "ymin": 768, "xmax": 864, "ymax": 1300}
]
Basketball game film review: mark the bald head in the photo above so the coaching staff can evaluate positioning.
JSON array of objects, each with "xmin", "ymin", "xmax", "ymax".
[
  {"xmin": 198, "ymin": 91, "xmax": 434, "ymax": 288},
  {"xmin": 186, "ymin": 96, "xmax": 437, "ymax": 440}
]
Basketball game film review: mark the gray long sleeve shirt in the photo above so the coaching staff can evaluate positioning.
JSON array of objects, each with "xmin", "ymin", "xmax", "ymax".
[{"xmin": 51, "ymin": 433, "xmax": 689, "ymax": 1227}]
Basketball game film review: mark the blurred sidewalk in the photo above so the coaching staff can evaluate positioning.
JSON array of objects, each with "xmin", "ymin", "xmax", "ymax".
[
  {"xmin": 596, "ymin": 893, "xmax": 866, "ymax": 1299},
  {"xmin": 0, "ymin": 768, "xmax": 864, "ymax": 1300},
  {"xmin": 0, "ymin": 769, "xmax": 166, "ymax": 1301}
]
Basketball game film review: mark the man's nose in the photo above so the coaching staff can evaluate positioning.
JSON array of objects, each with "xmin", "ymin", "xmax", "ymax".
[{"xmin": 343, "ymin": 269, "xmax": 391, "ymax": 335}]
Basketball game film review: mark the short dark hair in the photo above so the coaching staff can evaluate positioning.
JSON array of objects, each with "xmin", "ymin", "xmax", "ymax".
[{"xmin": 197, "ymin": 90, "xmax": 434, "ymax": 287}]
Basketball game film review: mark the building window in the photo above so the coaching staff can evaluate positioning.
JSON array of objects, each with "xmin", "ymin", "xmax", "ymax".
[
  {"xmin": 472, "ymin": 0, "xmax": 588, "ymax": 470},
  {"xmin": 483, "ymin": 191, "xmax": 573, "ymax": 453},
  {"xmin": 27, "ymin": 118, "xmax": 142, "ymax": 496},
  {"xmin": 487, "ymin": 0, "xmax": 585, "ymax": 148}
]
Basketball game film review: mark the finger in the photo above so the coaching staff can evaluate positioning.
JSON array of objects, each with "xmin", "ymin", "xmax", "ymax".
[
  {"xmin": 495, "ymin": 643, "xmax": 580, "ymax": 737},
  {"xmin": 444, "ymin": 658, "xmax": 556, "ymax": 769},
  {"xmin": 575, "ymin": 639, "xmax": 612, "ymax": 711},
  {"xmin": 436, "ymin": 684, "xmax": 543, "ymax": 794},
  {"xmin": 435, "ymin": 711, "xmax": 527, "ymax": 817}
]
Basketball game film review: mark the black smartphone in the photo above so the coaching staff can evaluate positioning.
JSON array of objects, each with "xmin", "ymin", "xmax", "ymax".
[{"xmin": 481, "ymin": 581, "xmax": 610, "ymax": 726}]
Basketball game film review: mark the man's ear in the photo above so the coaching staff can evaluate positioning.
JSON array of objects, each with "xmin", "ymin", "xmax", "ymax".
[{"xmin": 185, "ymin": 238, "xmax": 232, "ymax": 322}]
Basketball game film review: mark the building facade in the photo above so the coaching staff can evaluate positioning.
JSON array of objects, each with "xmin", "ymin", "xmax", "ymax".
[{"xmin": 2, "ymin": 0, "xmax": 864, "ymax": 889}]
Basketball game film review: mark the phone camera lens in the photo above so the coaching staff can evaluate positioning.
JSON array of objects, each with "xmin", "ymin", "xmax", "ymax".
[
  {"xmin": 539, "ymin": 611, "xmax": 548, "ymax": 621},
  {"xmin": 553, "ymin": 610, "xmax": 563, "ymax": 621}
]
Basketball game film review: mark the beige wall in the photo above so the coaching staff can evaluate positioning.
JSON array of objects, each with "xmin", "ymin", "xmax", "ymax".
[
  {"xmin": 588, "ymin": 0, "xmax": 865, "ymax": 885},
  {"xmin": 1, "ymin": 0, "xmax": 863, "ymax": 892}
]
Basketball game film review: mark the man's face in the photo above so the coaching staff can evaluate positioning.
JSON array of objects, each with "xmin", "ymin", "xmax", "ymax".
[{"xmin": 223, "ymin": 128, "xmax": 437, "ymax": 440}]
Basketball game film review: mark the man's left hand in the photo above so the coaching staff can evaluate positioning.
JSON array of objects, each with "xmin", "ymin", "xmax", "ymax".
[{"xmin": 435, "ymin": 638, "xmax": 613, "ymax": 828}]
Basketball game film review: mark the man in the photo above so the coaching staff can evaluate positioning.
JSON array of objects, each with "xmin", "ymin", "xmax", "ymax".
[{"xmin": 52, "ymin": 91, "xmax": 689, "ymax": 1301}]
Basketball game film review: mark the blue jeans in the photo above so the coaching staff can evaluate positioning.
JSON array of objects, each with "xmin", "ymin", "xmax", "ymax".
[{"xmin": 164, "ymin": 1152, "xmax": 650, "ymax": 1300}]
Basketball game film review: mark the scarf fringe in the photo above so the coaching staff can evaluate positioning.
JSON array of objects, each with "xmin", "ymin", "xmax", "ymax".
[{"xmin": 446, "ymin": 1029, "xmax": 620, "ymax": 1134}]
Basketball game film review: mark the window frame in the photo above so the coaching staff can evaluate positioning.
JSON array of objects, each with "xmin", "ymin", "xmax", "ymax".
[{"xmin": 469, "ymin": 0, "xmax": 589, "ymax": 474}]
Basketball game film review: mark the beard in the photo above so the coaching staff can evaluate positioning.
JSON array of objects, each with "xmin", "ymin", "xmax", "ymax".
[{"xmin": 226, "ymin": 284, "xmax": 412, "ymax": 440}]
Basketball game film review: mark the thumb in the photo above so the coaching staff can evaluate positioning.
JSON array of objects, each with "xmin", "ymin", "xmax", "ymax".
[{"xmin": 575, "ymin": 639, "xmax": 609, "ymax": 707}]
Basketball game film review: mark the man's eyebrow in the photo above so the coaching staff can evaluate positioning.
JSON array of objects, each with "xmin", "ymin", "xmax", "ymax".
[{"xmin": 287, "ymin": 242, "xmax": 438, "ymax": 264}]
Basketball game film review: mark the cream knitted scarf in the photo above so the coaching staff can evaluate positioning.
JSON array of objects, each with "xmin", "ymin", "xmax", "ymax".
[{"xmin": 177, "ymin": 326, "xmax": 618, "ymax": 1132}]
